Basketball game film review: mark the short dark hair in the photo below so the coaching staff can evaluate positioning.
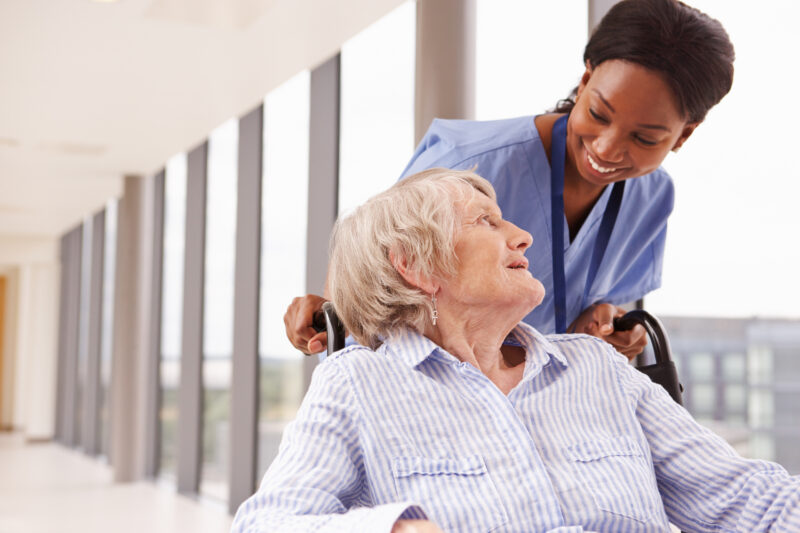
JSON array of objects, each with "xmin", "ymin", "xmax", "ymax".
[{"xmin": 556, "ymin": 0, "xmax": 735, "ymax": 123}]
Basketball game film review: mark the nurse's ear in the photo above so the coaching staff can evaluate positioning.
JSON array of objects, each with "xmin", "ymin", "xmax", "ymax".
[
  {"xmin": 672, "ymin": 121, "xmax": 701, "ymax": 153},
  {"xmin": 576, "ymin": 60, "xmax": 594, "ymax": 101}
]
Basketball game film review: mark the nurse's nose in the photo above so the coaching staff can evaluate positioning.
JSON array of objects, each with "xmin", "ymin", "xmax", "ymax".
[{"xmin": 592, "ymin": 130, "xmax": 625, "ymax": 163}]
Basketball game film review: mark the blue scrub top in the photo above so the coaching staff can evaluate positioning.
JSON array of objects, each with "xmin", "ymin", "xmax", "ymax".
[{"xmin": 400, "ymin": 115, "xmax": 674, "ymax": 333}]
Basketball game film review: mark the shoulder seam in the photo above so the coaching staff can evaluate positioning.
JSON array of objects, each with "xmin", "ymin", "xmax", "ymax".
[{"xmin": 433, "ymin": 117, "xmax": 539, "ymax": 168}]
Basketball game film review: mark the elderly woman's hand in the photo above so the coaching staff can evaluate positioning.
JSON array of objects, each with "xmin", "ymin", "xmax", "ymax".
[
  {"xmin": 391, "ymin": 519, "xmax": 444, "ymax": 533},
  {"xmin": 283, "ymin": 294, "xmax": 329, "ymax": 354},
  {"xmin": 568, "ymin": 303, "xmax": 647, "ymax": 361}
]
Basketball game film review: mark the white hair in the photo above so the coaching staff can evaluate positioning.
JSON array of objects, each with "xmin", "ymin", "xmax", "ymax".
[{"xmin": 328, "ymin": 167, "xmax": 496, "ymax": 349}]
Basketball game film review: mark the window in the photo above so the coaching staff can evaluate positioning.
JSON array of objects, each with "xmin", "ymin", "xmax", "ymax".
[
  {"xmin": 338, "ymin": 1, "xmax": 415, "ymax": 214},
  {"xmin": 258, "ymin": 71, "xmax": 310, "ymax": 478},
  {"xmin": 201, "ymin": 118, "xmax": 239, "ymax": 500},
  {"xmin": 98, "ymin": 199, "xmax": 118, "ymax": 459},
  {"xmin": 159, "ymin": 152, "xmax": 188, "ymax": 479},
  {"xmin": 687, "ymin": 352, "xmax": 715, "ymax": 382},
  {"xmin": 475, "ymin": 0, "xmax": 586, "ymax": 121},
  {"xmin": 75, "ymin": 215, "xmax": 93, "ymax": 449}
]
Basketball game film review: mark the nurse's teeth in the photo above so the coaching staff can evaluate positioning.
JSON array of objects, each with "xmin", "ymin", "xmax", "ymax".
[{"xmin": 587, "ymin": 153, "xmax": 617, "ymax": 173}]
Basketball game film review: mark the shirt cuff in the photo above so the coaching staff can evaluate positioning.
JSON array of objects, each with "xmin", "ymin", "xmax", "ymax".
[{"xmin": 342, "ymin": 502, "xmax": 427, "ymax": 532}]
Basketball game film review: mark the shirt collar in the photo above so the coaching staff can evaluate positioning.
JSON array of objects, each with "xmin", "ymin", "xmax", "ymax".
[
  {"xmin": 511, "ymin": 322, "xmax": 569, "ymax": 379},
  {"xmin": 380, "ymin": 322, "xmax": 569, "ymax": 371},
  {"xmin": 380, "ymin": 328, "xmax": 441, "ymax": 368}
]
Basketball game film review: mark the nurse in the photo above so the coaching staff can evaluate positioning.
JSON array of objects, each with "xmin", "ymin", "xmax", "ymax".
[{"xmin": 284, "ymin": 0, "xmax": 735, "ymax": 359}]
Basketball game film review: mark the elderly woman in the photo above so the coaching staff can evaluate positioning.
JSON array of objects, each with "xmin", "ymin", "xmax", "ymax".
[{"xmin": 233, "ymin": 169, "xmax": 800, "ymax": 533}]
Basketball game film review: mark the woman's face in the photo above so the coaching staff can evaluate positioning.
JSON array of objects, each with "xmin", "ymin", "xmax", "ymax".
[
  {"xmin": 567, "ymin": 59, "xmax": 698, "ymax": 187},
  {"xmin": 437, "ymin": 187, "xmax": 545, "ymax": 315}
]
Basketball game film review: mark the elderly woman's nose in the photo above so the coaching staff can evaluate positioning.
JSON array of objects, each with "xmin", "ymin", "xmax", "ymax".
[{"xmin": 507, "ymin": 222, "xmax": 532, "ymax": 250}]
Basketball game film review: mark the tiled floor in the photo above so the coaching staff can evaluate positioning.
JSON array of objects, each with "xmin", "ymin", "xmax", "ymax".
[{"xmin": 0, "ymin": 433, "xmax": 232, "ymax": 533}]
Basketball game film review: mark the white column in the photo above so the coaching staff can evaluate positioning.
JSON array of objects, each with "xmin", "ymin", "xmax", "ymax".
[
  {"xmin": 110, "ymin": 175, "xmax": 155, "ymax": 482},
  {"xmin": 588, "ymin": 0, "xmax": 618, "ymax": 33},
  {"xmin": 21, "ymin": 264, "xmax": 60, "ymax": 440},
  {"xmin": 414, "ymin": 0, "xmax": 476, "ymax": 143},
  {"xmin": 7, "ymin": 262, "xmax": 60, "ymax": 440}
]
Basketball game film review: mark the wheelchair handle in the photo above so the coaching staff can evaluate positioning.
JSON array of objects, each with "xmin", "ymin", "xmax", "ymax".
[
  {"xmin": 614, "ymin": 310, "xmax": 683, "ymax": 405},
  {"xmin": 311, "ymin": 301, "xmax": 346, "ymax": 357},
  {"xmin": 613, "ymin": 310, "xmax": 672, "ymax": 365}
]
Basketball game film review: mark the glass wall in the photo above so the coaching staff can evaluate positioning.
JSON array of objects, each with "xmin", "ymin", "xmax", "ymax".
[
  {"xmin": 46, "ymin": 0, "xmax": 800, "ymax": 510},
  {"xmin": 338, "ymin": 1, "xmax": 415, "ymax": 214},
  {"xmin": 98, "ymin": 199, "xmax": 118, "ymax": 459},
  {"xmin": 159, "ymin": 152, "xmax": 188, "ymax": 479},
  {"xmin": 257, "ymin": 71, "xmax": 310, "ymax": 478},
  {"xmin": 201, "ymin": 119, "xmax": 239, "ymax": 500}
]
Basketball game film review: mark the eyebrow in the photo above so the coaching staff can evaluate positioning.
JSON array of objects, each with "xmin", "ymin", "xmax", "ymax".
[
  {"xmin": 466, "ymin": 202, "xmax": 503, "ymax": 220},
  {"xmin": 592, "ymin": 89, "xmax": 672, "ymax": 132}
]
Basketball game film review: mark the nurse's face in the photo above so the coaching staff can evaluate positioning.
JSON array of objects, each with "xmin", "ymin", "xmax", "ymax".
[{"xmin": 567, "ymin": 59, "xmax": 698, "ymax": 187}]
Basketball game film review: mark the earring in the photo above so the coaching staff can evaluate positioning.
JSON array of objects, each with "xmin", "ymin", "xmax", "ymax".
[
  {"xmin": 431, "ymin": 292, "xmax": 439, "ymax": 326},
  {"xmin": 672, "ymin": 145, "xmax": 681, "ymax": 153}
]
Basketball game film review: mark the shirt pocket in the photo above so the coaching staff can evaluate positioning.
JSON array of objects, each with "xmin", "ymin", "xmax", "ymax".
[
  {"xmin": 392, "ymin": 454, "xmax": 508, "ymax": 532},
  {"xmin": 566, "ymin": 436, "xmax": 661, "ymax": 523}
]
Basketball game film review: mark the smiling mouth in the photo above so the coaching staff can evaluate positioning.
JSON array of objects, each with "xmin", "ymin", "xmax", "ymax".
[{"xmin": 586, "ymin": 152, "xmax": 622, "ymax": 174}]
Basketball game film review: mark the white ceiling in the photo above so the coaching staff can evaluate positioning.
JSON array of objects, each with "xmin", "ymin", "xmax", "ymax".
[{"xmin": 0, "ymin": 0, "xmax": 407, "ymax": 243}]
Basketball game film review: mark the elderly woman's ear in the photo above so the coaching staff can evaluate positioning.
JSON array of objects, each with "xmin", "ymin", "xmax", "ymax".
[{"xmin": 390, "ymin": 249, "xmax": 438, "ymax": 295}]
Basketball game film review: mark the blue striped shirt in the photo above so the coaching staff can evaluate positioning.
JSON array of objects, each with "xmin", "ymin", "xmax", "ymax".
[{"xmin": 232, "ymin": 324, "xmax": 800, "ymax": 532}]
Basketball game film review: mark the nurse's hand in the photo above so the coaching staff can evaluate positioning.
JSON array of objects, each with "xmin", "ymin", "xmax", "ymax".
[
  {"xmin": 569, "ymin": 303, "xmax": 647, "ymax": 360},
  {"xmin": 284, "ymin": 294, "xmax": 329, "ymax": 354},
  {"xmin": 392, "ymin": 520, "xmax": 444, "ymax": 533}
]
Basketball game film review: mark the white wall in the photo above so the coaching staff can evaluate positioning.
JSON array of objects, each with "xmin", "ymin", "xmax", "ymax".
[
  {"xmin": 0, "ymin": 268, "xmax": 19, "ymax": 429},
  {"xmin": 0, "ymin": 237, "xmax": 60, "ymax": 438},
  {"xmin": 18, "ymin": 264, "xmax": 60, "ymax": 440}
]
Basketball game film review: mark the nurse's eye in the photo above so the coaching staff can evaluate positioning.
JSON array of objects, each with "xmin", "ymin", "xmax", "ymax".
[
  {"xmin": 634, "ymin": 134, "xmax": 658, "ymax": 146},
  {"xmin": 589, "ymin": 108, "xmax": 608, "ymax": 124}
]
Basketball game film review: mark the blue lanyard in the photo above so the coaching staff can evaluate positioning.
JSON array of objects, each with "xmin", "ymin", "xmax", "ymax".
[{"xmin": 550, "ymin": 114, "xmax": 625, "ymax": 333}]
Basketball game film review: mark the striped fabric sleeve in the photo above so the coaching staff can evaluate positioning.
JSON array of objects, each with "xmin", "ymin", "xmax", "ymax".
[
  {"xmin": 230, "ymin": 360, "xmax": 427, "ymax": 533},
  {"xmin": 610, "ymin": 349, "xmax": 800, "ymax": 532}
]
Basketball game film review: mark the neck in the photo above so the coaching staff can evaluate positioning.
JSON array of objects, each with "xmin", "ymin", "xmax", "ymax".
[
  {"xmin": 422, "ymin": 305, "xmax": 524, "ymax": 376},
  {"xmin": 535, "ymin": 113, "xmax": 606, "ymax": 214}
]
